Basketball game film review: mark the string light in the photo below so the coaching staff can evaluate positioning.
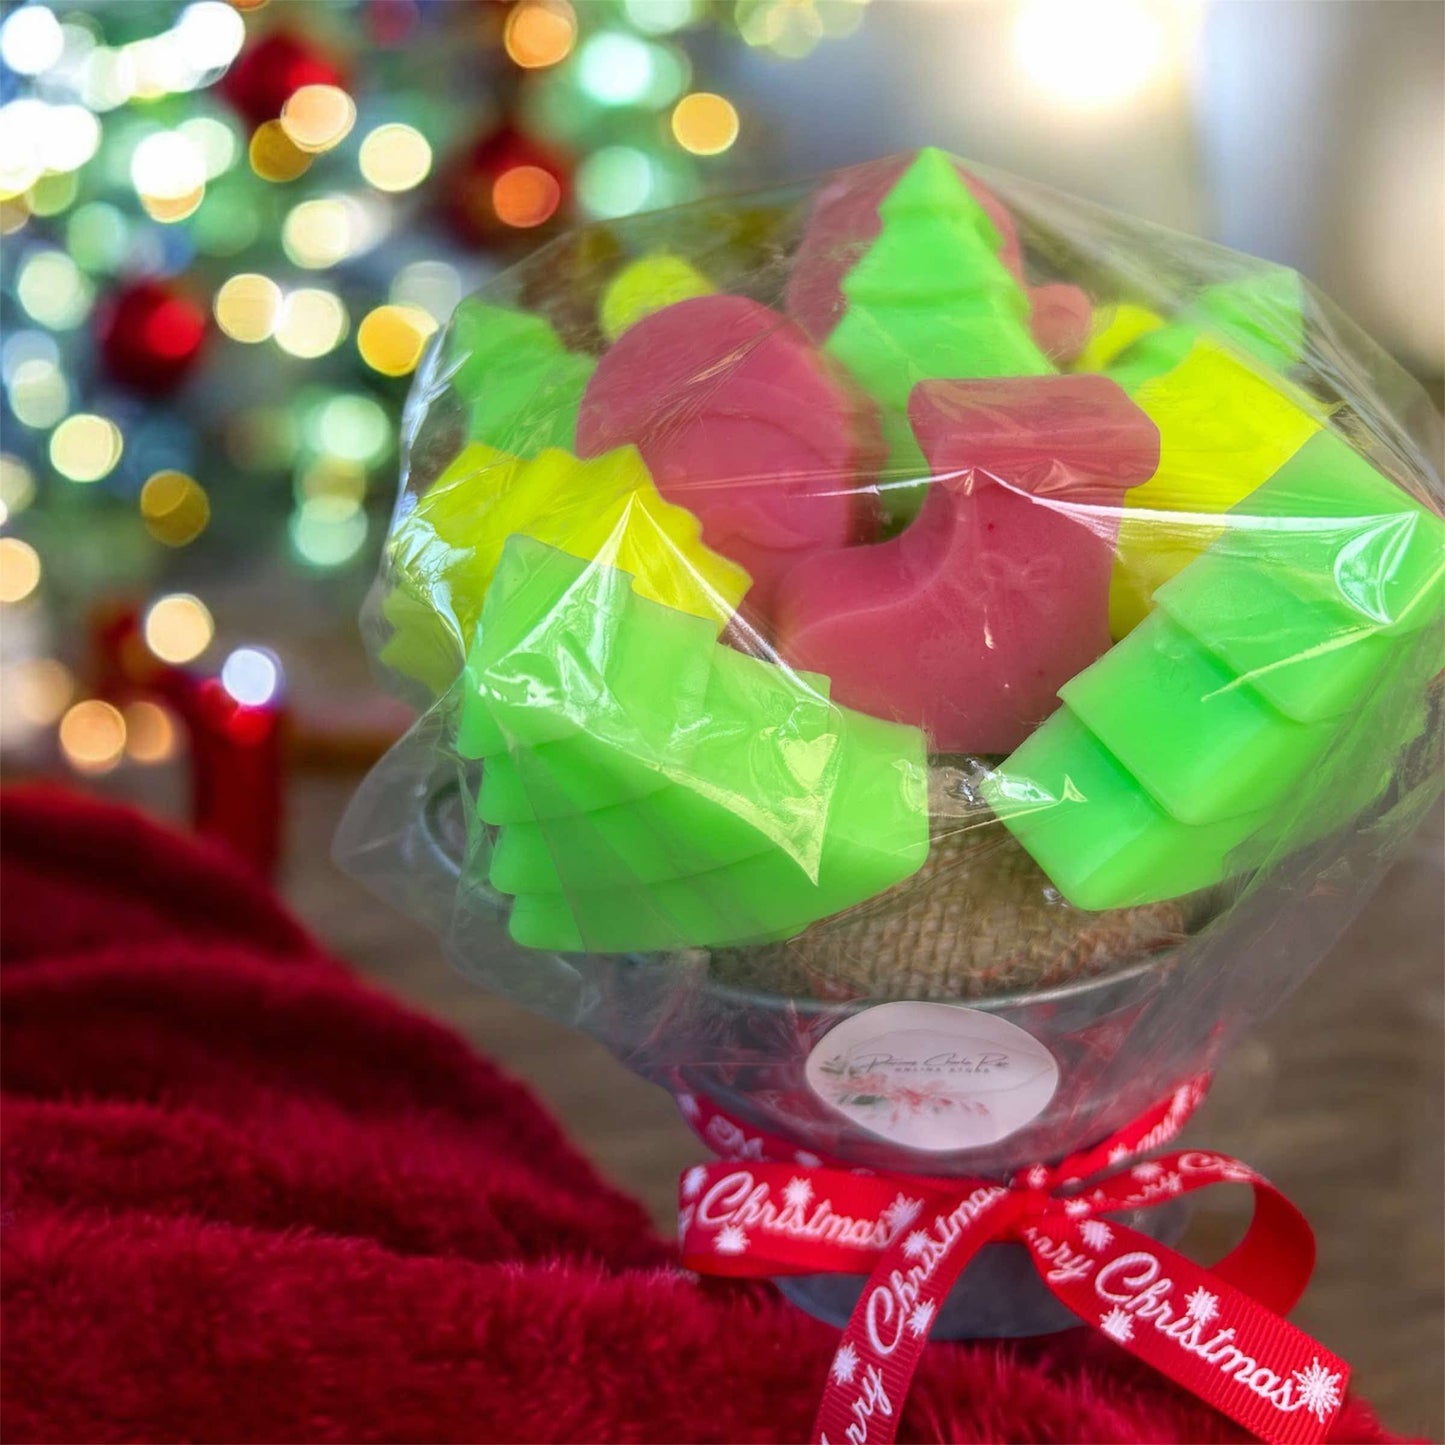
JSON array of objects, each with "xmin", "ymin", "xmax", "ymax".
[
  {"xmin": 144, "ymin": 592, "xmax": 214, "ymax": 664},
  {"xmin": 671, "ymin": 92, "xmax": 739, "ymax": 155},
  {"xmin": 12, "ymin": 659, "xmax": 74, "ymax": 726},
  {"xmin": 505, "ymin": 2, "xmax": 577, "ymax": 69},
  {"xmin": 249, "ymin": 120, "xmax": 313, "ymax": 183},
  {"xmin": 214, "ymin": 273, "xmax": 283, "ymax": 343},
  {"xmin": 274, "ymin": 288, "xmax": 348, "ymax": 358},
  {"xmin": 357, "ymin": 304, "xmax": 438, "ymax": 377},
  {"xmin": 122, "ymin": 700, "xmax": 178, "ymax": 764},
  {"xmin": 140, "ymin": 470, "xmax": 211, "ymax": 546},
  {"xmin": 49, "ymin": 414, "xmax": 123, "ymax": 483},
  {"xmin": 280, "ymin": 84, "xmax": 356, "ymax": 154},
  {"xmin": 357, "ymin": 123, "xmax": 432, "ymax": 193},
  {"xmin": 0, "ymin": 537, "xmax": 42, "ymax": 604},
  {"xmin": 221, "ymin": 646, "xmax": 282, "ymax": 706},
  {"xmin": 59, "ymin": 700, "xmax": 127, "ymax": 775},
  {"xmin": 492, "ymin": 165, "xmax": 561, "ymax": 228}
]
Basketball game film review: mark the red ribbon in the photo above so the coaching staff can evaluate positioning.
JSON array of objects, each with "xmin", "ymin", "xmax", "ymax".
[{"xmin": 675, "ymin": 1079, "xmax": 1348, "ymax": 1445}]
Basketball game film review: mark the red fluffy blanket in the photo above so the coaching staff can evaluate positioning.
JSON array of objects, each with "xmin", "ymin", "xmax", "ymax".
[{"xmin": 0, "ymin": 787, "xmax": 1394, "ymax": 1444}]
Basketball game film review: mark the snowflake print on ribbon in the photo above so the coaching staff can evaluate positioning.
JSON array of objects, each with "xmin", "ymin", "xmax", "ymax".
[
  {"xmin": 902, "ymin": 1230, "xmax": 930, "ymax": 1259},
  {"xmin": 907, "ymin": 1301, "xmax": 937, "ymax": 1339},
  {"xmin": 1108, "ymin": 1143, "xmax": 1133, "ymax": 1166},
  {"xmin": 676, "ymin": 1094, "xmax": 700, "ymax": 1119},
  {"xmin": 783, "ymin": 1177, "xmax": 814, "ymax": 1210},
  {"xmin": 1078, "ymin": 1219, "xmax": 1114, "ymax": 1251},
  {"xmin": 1159, "ymin": 1171, "xmax": 1184, "ymax": 1194},
  {"xmin": 1063, "ymin": 1197, "xmax": 1092, "ymax": 1218},
  {"xmin": 1293, "ymin": 1359, "xmax": 1344, "ymax": 1422},
  {"xmin": 678, "ymin": 1204, "xmax": 695, "ymax": 1235},
  {"xmin": 1100, "ymin": 1306, "xmax": 1134, "ymax": 1344},
  {"xmin": 681, "ymin": 1165, "xmax": 709, "ymax": 1200},
  {"xmin": 1185, "ymin": 1287, "xmax": 1219, "ymax": 1325},
  {"xmin": 794, "ymin": 1151, "xmax": 822, "ymax": 1168},
  {"xmin": 714, "ymin": 1224, "xmax": 749, "ymax": 1255},
  {"xmin": 1131, "ymin": 1160, "xmax": 1163, "ymax": 1182},
  {"xmin": 882, "ymin": 1194, "xmax": 923, "ymax": 1237},
  {"xmin": 830, "ymin": 1342, "xmax": 859, "ymax": 1385},
  {"xmin": 1024, "ymin": 1164, "xmax": 1049, "ymax": 1189}
]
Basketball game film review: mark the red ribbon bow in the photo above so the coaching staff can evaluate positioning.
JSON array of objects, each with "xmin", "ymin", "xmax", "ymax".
[{"xmin": 676, "ymin": 1079, "xmax": 1348, "ymax": 1445}]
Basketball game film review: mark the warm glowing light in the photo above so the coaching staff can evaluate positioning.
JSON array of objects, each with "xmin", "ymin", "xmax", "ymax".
[
  {"xmin": 249, "ymin": 119, "xmax": 313, "ymax": 182},
  {"xmin": 577, "ymin": 31, "xmax": 655, "ymax": 105},
  {"xmin": 310, "ymin": 393, "xmax": 389, "ymax": 462},
  {"xmin": 357, "ymin": 123, "xmax": 432, "ymax": 193},
  {"xmin": 280, "ymin": 84, "xmax": 356, "ymax": 154},
  {"xmin": 13, "ymin": 658, "xmax": 74, "ymax": 726},
  {"xmin": 49, "ymin": 413, "xmax": 123, "ymax": 483},
  {"xmin": 505, "ymin": 1, "xmax": 577, "ymax": 69},
  {"xmin": 7, "ymin": 359, "xmax": 68, "ymax": 429},
  {"xmin": 214, "ymin": 272, "xmax": 284, "ymax": 342},
  {"xmin": 37, "ymin": 104, "xmax": 102, "ymax": 173},
  {"xmin": 131, "ymin": 130, "xmax": 207, "ymax": 201},
  {"xmin": 144, "ymin": 592, "xmax": 214, "ymax": 664},
  {"xmin": 281, "ymin": 196, "xmax": 373, "ymax": 269},
  {"xmin": 17, "ymin": 250, "xmax": 93, "ymax": 329},
  {"xmin": 0, "ymin": 6, "xmax": 64, "ymax": 75},
  {"xmin": 141, "ymin": 470, "xmax": 211, "ymax": 546},
  {"xmin": 297, "ymin": 456, "xmax": 367, "ymax": 504},
  {"xmin": 0, "ymin": 537, "xmax": 41, "ymax": 603},
  {"xmin": 274, "ymin": 288, "xmax": 348, "ymax": 358},
  {"xmin": 357, "ymin": 304, "xmax": 437, "ymax": 377},
  {"xmin": 577, "ymin": 146, "xmax": 654, "ymax": 219},
  {"xmin": 178, "ymin": 115, "xmax": 239, "ymax": 177},
  {"xmin": 221, "ymin": 646, "xmax": 281, "ymax": 705},
  {"xmin": 290, "ymin": 497, "xmax": 369, "ymax": 568},
  {"xmin": 174, "ymin": 2, "xmax": 246, "ymax": 71},
  {"xmin": 0, "ymin": 100, "xmax": 44, "ymax": 198},
  {"xmin": 122, "ymin": 700, "xmax": 178, "ymax": 764},
  {"xmin": 59, "ymin": 699, "xmax": 127, "ymax": 775},
  {"xmin": 492, "ymin": 165, "xmax": 561, "ymax": 228},
  {"xmin": 28, "ymin": 170, "xmax": 79, "ymax": 217},
  {"xmin": 0, "ymin": 455, "xmax": 36, "ymax": 517},
  {"xmin": 670, "ymin": 92, "xmax": 739, "ymax": 155},
  {"xmin": 1015, "ymin": 0, "xmax": 1167, "ymax": 107},
  {"xmin": 80, "ymin": 45, "xmax": 135, "ymax": 112},
  {"xmin": 0, "ymin": 196, "xmax": 29, "ymax": 235}
]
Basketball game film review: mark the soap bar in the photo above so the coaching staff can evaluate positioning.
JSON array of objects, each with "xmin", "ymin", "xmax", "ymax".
[
  {"xmin": 985, "ymin": 428, "xmax": 1445, "ymax": 907},
  {"xmin": 463, "ymin": 536, "xmax": 929, "ymax": 951},
  {"xmin": 775, "ymin": 375, "xmax": 1159, "ymax": 754},
  {"xmin": 577, "ymin": 293, "xmax": 877, "ymax": 622},
  {"xmin": 380, "ymin": 441, "xmax": 749, "ymax": 691},
  {"xmin": 815, "ymin": 149, "xmax": 1055, "ymax": 517},
  {"xmin": 449, "ymin": 300, "xmax": 595, "ymax": 457}
]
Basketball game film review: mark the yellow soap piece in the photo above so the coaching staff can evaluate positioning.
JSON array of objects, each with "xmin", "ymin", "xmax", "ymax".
[
  {"xmin": 1074, "ymin": 303, "xmax": 1165, "ymax": 373},
  {"xmin": 383, "ymin": 442, "xmax": 750, "ymax": 691},
  {"xmin": 1109, "ymin": 340, "xmax": 1326, "ymax": 637},
  {"xmin": 599, "ymin": 253, "xmax": 715, "ymax": 341}
]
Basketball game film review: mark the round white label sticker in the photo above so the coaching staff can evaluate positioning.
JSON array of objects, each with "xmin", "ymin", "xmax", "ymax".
[{"xmin": 804, "ymin": 1001, "xmax": 1059, "ymax": 1152}]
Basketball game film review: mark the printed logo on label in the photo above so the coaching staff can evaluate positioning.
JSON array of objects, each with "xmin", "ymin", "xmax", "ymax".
[{"xmin": 805, "ymin": 1001, "xmax": 1059, "ymax": 1152}]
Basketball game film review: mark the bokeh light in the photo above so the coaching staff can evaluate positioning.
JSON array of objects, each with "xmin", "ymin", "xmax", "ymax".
[
  {"xmin": 1014, "ymin": 0, "xmax": 1166, "ymax": 107},
  {"xmin": 0, "ymin": 537, "xmax": 42, "ymax": 604},
  {"xmin": 0, "ymin": 455, "xmax": 36, "ymax": 519},
  {"xmin": 623, "ymin": 0, "xmax": 698, "ymax": 34},
  {"xmin": 357, "ymin": 304, "xmax": 437, "ymax": 377},
  {"xmin": 309, "ymin": 393, "xmax": 390, "ymax": 462},
  {"xmin": 577, "ymin": 32, "xmax": 656, "ymax": 106},
  {"xmin": 131, "ymin": 130, "xmax": 207, "ymax": 205},
  {"xmin": 290, "ymin": 497, "xmax": 369, "ymax": 568},
  {"xmin": 178, "ymin": 115, "xmax": 239, "ymax": 177},
  {"xmin": 505, "ymin": 1, "xmax": 577, "ymax": 69},
  {"xmin": 280, "ymin": 84, "xmax": 356, "ymax": 153},
  {"xmin": 122, "ymin": 699, "xmax": 179, "ymax": 764},
  {"xmin": 173, "ymin": 2, "xmax": 246, "ymax": 71},
  {"xmin": 357, "ymin": 123, "xmax": 432, "ymax": 192},
  {"xmin": 28, "ymin": 171, "xmax": 79, "ymax": 218},
  {"xmin": 67, "ymin": 202, "xmax": 131, "ymax": 273},
  {"xmin": 37, "ymin": 105, "xmax": 102, "ymax": 173},
  {"xmin": 0, "ymin": 100, "xmax": 45, "ymax": 198},
  {"xmin": 390, "ymin": 259, "xmax": 461, "ymax": 323},
  {"xmin": 283, "ymin": 196, "xmax": 357, "ymax": 268},
  {"xmin": 144, "ymin": 592, "xmax": 214, "ymax": 664},
  {"xmin": 577, "ymin": 146, "xmax": 655, "ymax": 219},
  {"xmin": 249, "ymin": 120, "xmax": 313, "ymax": 182},
  {"xmin": 214, "ymin": 272, "xmax": 284, "ymax": 342},
  {"xmin": 49, "ymin": 413, "xmax": 123, "ymax": 483},
  {"xmin": 12, "ymin": 658, "xmax": 74, "ymax": 726},
  {"xmin": 17, "ymin": 250, "xmax": 94, "ymax": 329},
  {"xmin": 0, "ymin": 6, "xmax": 64, "ymax": 75},
  {"xmin": 59, "ymin": 700, "xmax": 128, "ymax": 775},
  {"xmin": 671, "ymin": 92, "xmax": 739, "ymax": 155},
  {"xmin": 492, "ymin": 165, "xmax": 561, "ymax": 228},
  {"xmin": 221, "ymin": 646, "xmax": 282, "ymax": 705},
  {"xmin": 297, "ymin": 455, "xmax": 367, "ymax": 505},
  {"xmin": 7, "ymin": 359, "xmax": 69, "ymax": 429},
  {"xmin": 140, "ymin": 469, "xmax": 211, "ymax": 546},
  {"xmin": 274, "ymin": 288, "xmax": 348, "ymax": 358}
]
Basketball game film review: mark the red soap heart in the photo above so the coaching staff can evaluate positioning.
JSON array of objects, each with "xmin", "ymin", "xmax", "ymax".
[
  {"xmin": 577, "ymin": 294, "xmax": 879, "ymax": 625},
  {"xmin": 774, "ymin": 375, "xmax": 1160, "ymax": 754}
]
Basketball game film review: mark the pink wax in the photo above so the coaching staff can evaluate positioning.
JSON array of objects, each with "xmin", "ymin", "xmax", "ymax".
[
  {"xmin": 577, "ymin": 294, "xmax": 878, "ymax": 624},
  {"xmin": 784, "ymin": 153, "xmax": 1091, "ymax": 362},
  {"xmin": 773, "ymin": 376, "xmax": 1160, "ymax": 754}
]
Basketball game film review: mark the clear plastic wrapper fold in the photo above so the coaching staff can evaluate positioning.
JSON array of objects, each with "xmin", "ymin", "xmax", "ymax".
[{"xmin": 339, "ymin": 147, "xmax": 1443, "ymax": 1177}]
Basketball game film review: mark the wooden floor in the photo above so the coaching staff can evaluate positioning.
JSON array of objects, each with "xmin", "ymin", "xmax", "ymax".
[{"xmin": 287, "ymin": 775, "xmax": 1443, "ymax": 1440}]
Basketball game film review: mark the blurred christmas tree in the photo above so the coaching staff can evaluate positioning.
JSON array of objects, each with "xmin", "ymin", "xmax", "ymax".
[{"xmin": 0, "ymin": 0, "xmax": 870, "ymax": 779}]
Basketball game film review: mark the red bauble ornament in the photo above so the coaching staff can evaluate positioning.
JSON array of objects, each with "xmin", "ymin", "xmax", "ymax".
[
  {"xmin": 95, "ymin": 279, "xmax": 209, "ymax": 396},
  {"xmin": 440, "ymin": 127, "xmax": 572, "ymax": 248},
  {"xmin": 219, "ymin": 30, "xmax": 347, "ymax": 126}
]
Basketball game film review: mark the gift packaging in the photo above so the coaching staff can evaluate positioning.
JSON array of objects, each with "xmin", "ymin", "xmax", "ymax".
[{"xmin": 337, "ymin": 147, "xmax": 1442, "ymax": 1439}]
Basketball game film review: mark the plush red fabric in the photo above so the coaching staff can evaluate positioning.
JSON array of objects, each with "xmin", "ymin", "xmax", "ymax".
[{"xmin": 0, "ymin": 787, "xmax": 1397, "ymax": 1444}]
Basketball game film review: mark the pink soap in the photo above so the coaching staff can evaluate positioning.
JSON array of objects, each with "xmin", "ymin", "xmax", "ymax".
[
  {"xmin": 577, "ymin": 294, "xmax": 878, "ymax": 624},
  {"xmin": 773, "ymin": 376, "xmax": 1160, "ymax": 754},
  {"xmin": 785, "ymin": 154, "xmax": 1089, "ymax": 360}
]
